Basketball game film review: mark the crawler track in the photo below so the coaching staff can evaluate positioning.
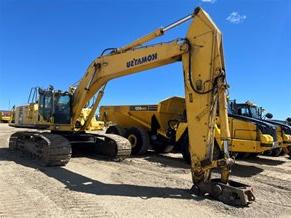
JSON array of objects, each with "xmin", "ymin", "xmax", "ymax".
[
  {"xmin": 9, "ymin": 131, "xmax": 72, "ymax": 166},
  {"xmin": 8, "ymin": 131, "xmax": 131, "ymax": 166},
  {"xmin": 65, "ymin": 132, "xmax": 132, "ymax": 161},
  {"xmin": 94, "ymin": 133, "xmax": 132, "ymax": 161}
]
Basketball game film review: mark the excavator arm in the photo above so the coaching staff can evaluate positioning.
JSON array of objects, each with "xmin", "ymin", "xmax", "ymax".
[{"xmin": 71, "ymin": 7, "xmax": 254, "ymax": 205}]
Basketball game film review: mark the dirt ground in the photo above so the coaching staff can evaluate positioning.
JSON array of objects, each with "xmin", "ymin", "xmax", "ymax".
[{"xmin": 0, "ymin": 123, "xmax": 290, "ymax": 218}]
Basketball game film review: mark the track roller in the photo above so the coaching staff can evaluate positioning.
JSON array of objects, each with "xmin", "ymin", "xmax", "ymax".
[
  {"xmin": 61, "ymin": 132, "xmax": 132, "ymax": 161},
  {"xmin": 95, "ymin": 133, "xmax": 132, "ymax": 161}
]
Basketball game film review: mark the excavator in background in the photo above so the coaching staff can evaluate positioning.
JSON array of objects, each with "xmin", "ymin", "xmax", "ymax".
[
  {"xmin": 99, "ymin": 96, "xmax": 276, "ymax": 160},
  {"xmin": 273, "ymin": 117, "xmax": 291, "ymax": 156},
  {"xmin": 0, "ymin": 110, "xmax": 11, "ymax": 123},
  {"xmin": 9, "ymin": 7, "xmax": 255, "ymax": 205},
  {"xmin": 77, "ymin": 107, "xmax": 104, "ymax": 131},
  {"xmin": 230, "ymin": 100, "xmax": 291, "ymax": 156}
]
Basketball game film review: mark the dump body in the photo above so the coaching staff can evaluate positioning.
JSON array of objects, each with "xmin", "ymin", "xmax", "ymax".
[{"xmin": 100, "ymin": 96, "xmax": 185, "ymax": 139}]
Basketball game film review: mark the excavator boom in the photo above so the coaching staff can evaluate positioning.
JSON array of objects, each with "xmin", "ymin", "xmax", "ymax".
[{"xmin": 72, "ymin": 39, "xmax": 187, "ymax": 126}]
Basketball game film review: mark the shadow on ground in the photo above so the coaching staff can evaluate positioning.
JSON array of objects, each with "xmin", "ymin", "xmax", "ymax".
[
  {"xmin": 240, "ymin": 156, "xmax": 285, "ymax": 166},
  {"xmin": 54, "ymin": 144, "xmax": 267, "ymax": 177},
  {"xmin": 142, "ymin": 152, "xmax": 190, "ymax": 169},
  {"xmin": 72, "ymin": 144, "xmax": 190, "ymax": 170},
  {"xmin": 0, "ymin": 148, "xmax": 196, "ymax": 201},
  {"xmin": 0, "ymin": 146, "xmax": 271, "ymax": 207},
  {"xmin": 230, "ymin": 163, "xmax": 263, "ymax": 177}
]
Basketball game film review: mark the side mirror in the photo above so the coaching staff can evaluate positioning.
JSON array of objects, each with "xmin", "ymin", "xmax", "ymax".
[
  {"xmin": 286, "ymin": 117, "xmax": 291, "ymax": 123},
  {"xmin": 265, "ymin": 113, "xmax": 273, "ymax": 119}
]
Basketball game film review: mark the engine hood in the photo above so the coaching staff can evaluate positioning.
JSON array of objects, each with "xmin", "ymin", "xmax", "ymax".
[{"xmin": 228, "ymin": 113, "xmax": 277, "ymax": 141}]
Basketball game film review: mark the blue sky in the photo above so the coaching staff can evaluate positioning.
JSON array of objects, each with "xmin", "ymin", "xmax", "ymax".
[{"xmin": 0, "ymin": 0, "xmax": 290, "ymax": 119}]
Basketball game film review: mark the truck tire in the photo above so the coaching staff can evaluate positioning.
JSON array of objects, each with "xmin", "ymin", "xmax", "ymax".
[
  {"xmin": 106, "ymin": 125, "xmax": 126, "ymax": 137},
  {"xmin": 152, "ymin": 144, "xmax": 174, "ymax": 153},
  {"xmin": 125, "ymin": 127, "xmax": 149, "ymax": 155},
  {"xmin": 180, "ymin": 134, "xmax": 191, "ymax": 164},
  {"xmin": 271, "ymin": 148, "xmax": 282, "ymax": 157},
  {"xmin": 248, "ymin": 153, "xmax": 259, "ymax": 158},
  {"xmin": 151, "ymin": 135, "xmax": 174, "ymax": 153},
  {"xmin": 234, "ymin": 153, "xmax": 251, "ymax": 159},
  {"xmin": 180, "ymin": 133, "xmax": 222, "ymax": 165},
  {"xmin": 263, "ymin": 150, "xmax": 273, "ymax": 156},
  {"xmin": 288, "ymin": 146, "xmax": 291, "ymax": 157}
]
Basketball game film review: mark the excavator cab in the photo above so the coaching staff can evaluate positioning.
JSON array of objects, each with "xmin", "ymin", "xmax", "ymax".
[{"xmin": 38, "ymin": 87, "xmax": 72, "ymax": 124}]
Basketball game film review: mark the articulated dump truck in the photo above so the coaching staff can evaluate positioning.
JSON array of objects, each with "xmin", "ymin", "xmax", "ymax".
[
  {"xmin": 99, "ymin": 96, "xmax": 277, "ymax": 161},
  {"xmin": 230, "ymin": 100, "xmax": 291, "ymax": 157}
]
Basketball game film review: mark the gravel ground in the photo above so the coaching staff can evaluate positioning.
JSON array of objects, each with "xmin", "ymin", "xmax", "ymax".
[{"xmin": 0, "ymin": 123, "xmax": 290, "ymax": 218}]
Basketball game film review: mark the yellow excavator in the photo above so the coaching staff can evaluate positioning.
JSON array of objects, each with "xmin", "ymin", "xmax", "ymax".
[{"xmin": 9, "ymin": 7, "xmax": 254, "ymax": 205}]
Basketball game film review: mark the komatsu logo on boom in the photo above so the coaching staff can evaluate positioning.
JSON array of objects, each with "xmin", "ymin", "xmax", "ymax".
[{"xmin": 126, "ymin": 53, "xmax": 158, "ymax": 68}]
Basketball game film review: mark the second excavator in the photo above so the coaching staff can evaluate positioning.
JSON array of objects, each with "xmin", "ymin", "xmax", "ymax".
[{"xmin": 9, "ymin": 7, "xmax": 254, "ymax": 206}]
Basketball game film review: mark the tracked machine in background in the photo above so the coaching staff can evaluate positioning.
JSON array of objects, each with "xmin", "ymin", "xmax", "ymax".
[
  {"xmin": 230, "ymin": 100, "xmax": 291, "ymax": 156},
  {"xmin": 77, "ymin": 108, "xmax": 104, "ymax": 131},
  {"xmin": 9, "ymin": 7, "xmax": 255, "ymax": 205},
  {"xmin": 0, "ymin": 110, "xmax": 11, "ymax": 123}
]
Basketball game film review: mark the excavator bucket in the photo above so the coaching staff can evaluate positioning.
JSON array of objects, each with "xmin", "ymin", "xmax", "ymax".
[{"xmin": 191, "ymin": 179, "xmax": 255, "ymax": 206}]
